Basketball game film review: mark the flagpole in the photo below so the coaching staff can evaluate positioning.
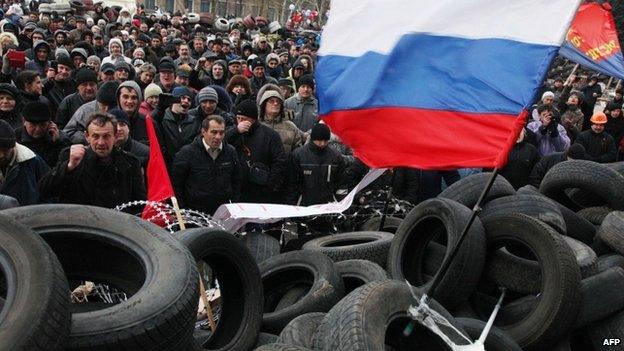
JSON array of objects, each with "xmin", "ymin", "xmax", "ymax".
[
  {"xmin": 606, "ymin": 77, "xmax": 614, "ymax": 91},
  {"xmin": 565, "ymin": 63, "xmax": 580, "ymax": 85},
  {"xmin": 170, "ymin": 196, "xmax": 218, "ymax": 332},
  {"xmin": 421, "ymin": 168, "xmax": 500, "ymax": 305},
  {"xmin": 616, "ymin": 79, "xmax": 622, "ymax": 91}
]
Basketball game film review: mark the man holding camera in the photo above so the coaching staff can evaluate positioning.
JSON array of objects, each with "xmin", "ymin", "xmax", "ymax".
[
  {"xmin": 527, "ymin": 104, "xmax": 570, "ymax": 157},
  {"xmin": 16, "ymin": 101, "xmax": 70, "ymax": 167}
]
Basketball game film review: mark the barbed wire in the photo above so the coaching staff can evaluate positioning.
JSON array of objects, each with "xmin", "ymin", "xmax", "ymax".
[{"xmin": 115, "ymin": 188, "xmax": 414, "ymax": 236}]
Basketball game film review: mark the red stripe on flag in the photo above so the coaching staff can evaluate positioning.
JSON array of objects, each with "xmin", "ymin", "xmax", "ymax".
[{"xmin": 322, "ymin": 108, "xmax": 527, "ymax": 170}]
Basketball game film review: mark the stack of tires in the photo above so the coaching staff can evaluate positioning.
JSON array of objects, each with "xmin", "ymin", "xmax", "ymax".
[
  {"xmin": 4, "ymin": 160, "xmax": 624, "ymax": 350},
  {"xmin": 0, "ymin": 204, "xmax": 201, "ymax": 350},
  {"xmin": 251, "ymin": 161, "xmax": 624, "ymax": 350}
]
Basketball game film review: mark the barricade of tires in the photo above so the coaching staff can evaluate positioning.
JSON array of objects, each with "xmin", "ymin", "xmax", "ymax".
[{"xmin": 3, "ymin": 160, "xmax": 624, "ymax": 350}]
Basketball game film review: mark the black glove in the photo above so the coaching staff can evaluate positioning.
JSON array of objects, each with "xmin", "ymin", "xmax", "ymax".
[
  {"xmin": 539, "ymin": 125, "xmax": 548, "ymax": 135},
  {"xmin": 157, "ymin": 93, "xmax": 180, "ymax": 112},
  {"xmin": 549, "ymin": 124, "xmax": 559, "ymax": 138}
]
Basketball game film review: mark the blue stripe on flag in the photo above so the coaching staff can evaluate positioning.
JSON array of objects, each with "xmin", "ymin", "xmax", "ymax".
[{"xmin": 316, "ymin": 33, "xmax": 559, "ymax": 116}]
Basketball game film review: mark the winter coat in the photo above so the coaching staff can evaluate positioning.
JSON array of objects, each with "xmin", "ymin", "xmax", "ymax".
[
  {"xmin": 154, "ymin": 107, "xmax": 201, "ymax": 166},
  {"xmin": 171, "ymin": 137, "xmax": 242, "ymax": 215},
  {"xmin": 605, "ymin": 115, "xmax": 624, "ymax": 147},
  {"xmin": 0, "ymin": 109, "xmax": 23, "ymax": 130},
  {"xmin": 56, "ymin": 92, "xmax": 87, "ymax": 129},
  {"xmin": 63, "ymin": 100, "xmax": 98, "ymax": 144},
  {"xmin": 284, "ymin": 93, "xmax": 319, "ymax": 132},
  {"xmin": 574, "ymin": 130, "xmax": 616, "ymax": 163},
  {"xmin": 499, "ymin": 141, "xmax": 540, "ymax": 189},
  {"xmin": 0, "ymin": 143, "xmax": 49, "ymax": 205},
  {"xmin": 250, "ymin": 75, "xmax": 278, "ymax": 98},
  {"xmin": 261, "ymin": 115, "xmax": 304, "ymax": 156},
  {"xmin": 45, "ymin": 79, "xmax": 76, "ymax": 112},
  {"xmin": 225, "ymin": 121, "xmax": 286, "ymax": 203},
  {"xmin": 39, "ymin": 147, "xmax": 146, "ymax": 208},
  {"xmin": 286, "ymin": 142, "xmax": 346, "ymax": 206},
  {"xmin": 15, "ymin": 127, "xmax": 70, "ymax": 167},
  {"xmin": 526, "ymin": 121, "xmax": 570, "ymax": 157},
  {"xmin": 120, "ymin": 137, "xmax": 149, "ymax": 168}
]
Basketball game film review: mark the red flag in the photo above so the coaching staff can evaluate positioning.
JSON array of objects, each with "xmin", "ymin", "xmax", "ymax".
[
  {"xmin": 141, "ymin": 114, "xmax": 175, "ymax": 222},
  {"xmin": 560, "ymin": 2, "xmax": 624, "ymax": 80}
]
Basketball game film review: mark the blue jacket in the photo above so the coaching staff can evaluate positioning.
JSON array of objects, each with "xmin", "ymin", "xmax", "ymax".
[{"xmin": 0, "ymin": 143, "xmax": 50, "ymax": 205}]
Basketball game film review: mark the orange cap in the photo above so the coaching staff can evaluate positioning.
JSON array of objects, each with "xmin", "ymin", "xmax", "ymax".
[{"xmin": 590, "ymin": 112, "xmax": 608, "ymax": 124}]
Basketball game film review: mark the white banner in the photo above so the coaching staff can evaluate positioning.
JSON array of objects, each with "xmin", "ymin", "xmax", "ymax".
[{"xmin": 213, "ymin": 168, "xmax": 387, "ymax": 232}]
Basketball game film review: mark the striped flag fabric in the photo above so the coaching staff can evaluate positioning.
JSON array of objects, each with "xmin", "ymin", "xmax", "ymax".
[{"xmin": 316, "ymin": 0, "xmax": 582, "ymax": 170}]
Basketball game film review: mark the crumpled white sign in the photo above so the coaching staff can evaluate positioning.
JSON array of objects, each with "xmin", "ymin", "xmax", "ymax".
[{"xmin": 213, "ymin": 168, "xmax": 386, "ymax": 232}]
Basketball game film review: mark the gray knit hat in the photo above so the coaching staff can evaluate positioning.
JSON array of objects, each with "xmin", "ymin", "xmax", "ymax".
[{"xmin": 196, "ymin": 86, "xmax": 218, "ymax": 103}]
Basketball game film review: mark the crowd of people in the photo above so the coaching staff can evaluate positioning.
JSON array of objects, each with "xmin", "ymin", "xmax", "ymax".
[{"xmin": 0, "ymin": 1, "xmax": 622, "ymax": 228}]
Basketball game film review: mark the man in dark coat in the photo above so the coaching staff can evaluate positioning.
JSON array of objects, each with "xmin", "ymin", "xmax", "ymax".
[
  {"xmin": 286, "ymin": 123, "xmax": 346, "ymax": 206},
  {"xmin": 110, "ymin": 108, "xmax": 149, "ymax": 168},
  {"xmin": 44, "ymin": 56, "xmax": 76, "ymax": 111},
  {"xmin": 0, "ymin": 120, "xmax": 49, "ymax": 205},
  {"xmin": 172, "ymin": 115, "xmax": 242, "ymax": 215},
  {"xmin": 152, "ymin": 86, "xmax": 199, "ymax": 168},
  {"xmin": 55, "ymin": 68, "xmax": 98, "ymax": 129},
  {"xmin": 499, "ymin": 128, "xmax": 540, "ymax": 189},
  {"xmin": 39, "ymin": 113, "xmax": 146, "ymax": 208},
  {"xmin": 225, "ymin": 99, "xmax": 286, "ymax": 203},
  {"xmin": 16, "ymin": 102, "xmax": 70, "ymax": 167},
  {"xmin": 116, "ymin": 80, "xmax": 148, "ymax": 145},
  {"xmin": 574, "ymin": 112, "xmax": 616, "ymax": 163},
  {"xmin": 249, "ymin": 58, "xmax": 278, "ymax": 99},
  {"xmin": 580, "ymin": 75, "xmax": 602, "ymax": 129}
]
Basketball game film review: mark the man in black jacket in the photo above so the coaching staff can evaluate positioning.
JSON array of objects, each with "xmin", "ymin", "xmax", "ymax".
[
  {"xmin": 45, "ymin": 56, "xmax": 76, "ymax": 111},
  {"xmin": 39, "ymin": 113, "xmax": 146, "ymax": 208},
  {"xmin": 574, "ymin": 112, "xmax": 616, "ymax": 163},
  {"xmin": 172, "ymin": 115, "xmax": 241, "ymax": 215},
  {"xmin": 16, "ymin": 101, "xmax": 70, "ymax": 167},
  {"xmin": 286, "ymin": 123, "xmax": 345, "ymax": 206},
  {"xmin": 110, "ymin": 108, "xmax": 149, "ymax": 168},
  {"xmin": 226, "ymin": 99, "xmax": 286, "ymax": 203},
  {"xmin": 152, "ymin": 86, "xmax": 199, "ymax": 168},
  {"xmin": 500, "ymin": 128, "xmax": 540, "ymax": 189},
  {"xmin": 55, "ymin": 68, "xmax": 98, "ymax": 129}
]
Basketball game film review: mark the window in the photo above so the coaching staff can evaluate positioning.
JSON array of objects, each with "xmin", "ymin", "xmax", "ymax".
[
  {"xmin": 250, "ymin": 5, "xmax": 258, "ymax": 16},
  {"xmin": 145, "ymin": 0, "xmax": 155, "ymax": 10},
  {"xmin": 200, "ymin": 0, "xmax": 210, "ymax": 12},
  {"xmin": 186, "ymin": 0, "xmax": 193, "ymax": 11},
  {"xmin": 166, "ymin": 0, "xmax": 174, "ymax": 12}
]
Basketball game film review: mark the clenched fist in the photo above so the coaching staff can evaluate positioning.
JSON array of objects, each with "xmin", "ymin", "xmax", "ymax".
[{"xmin": 67, "ymin": 144, "xmax": 87, "ymax": 171}]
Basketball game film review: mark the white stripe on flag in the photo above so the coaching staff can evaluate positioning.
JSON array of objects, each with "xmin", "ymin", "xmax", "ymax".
[{"xmin": 320, "ymin": 0, "xmax": 582, "ymax": 57}]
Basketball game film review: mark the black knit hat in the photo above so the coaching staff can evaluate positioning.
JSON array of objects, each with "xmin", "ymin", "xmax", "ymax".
[
  {"xmin": 235, "ymin": 99, "xmax": 258, "ymax": 120},
  {"xmin": 310, "ymin": 123, "xmax": 330, "ymax": 141},
  {"xmin": 251, "ymin": 58, "xmax": 265, "ymax": 70},
  {"xmin": 57, "ymin": 55, "xmax": 74, "ymax": 70},
  {"xmin": 97, "ymin": 81, "xmax": 119, "ymax": 106},
  {"xmin": 0, "ymin": 83, "xmax": 19, "ymax": 99},
  {"xmin": 22, "ymin": 102, "xmax": 51, "ymax": 123},
  {"xmin": 299, "ymin": 74, "xmax": 315, "ymax": 88},
  {"xmin": 0, "ymin": 120, "xmax": 16, "ymax": 149},
  {"xmin": 74, "ymin": 68, "xmax": 97, "ymax": 86}
]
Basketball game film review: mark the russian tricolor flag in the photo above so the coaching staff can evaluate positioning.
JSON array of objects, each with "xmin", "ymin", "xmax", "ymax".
[{"xmin": 317, "ymin": 0, "xmax": 581, "ymax": 170}]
